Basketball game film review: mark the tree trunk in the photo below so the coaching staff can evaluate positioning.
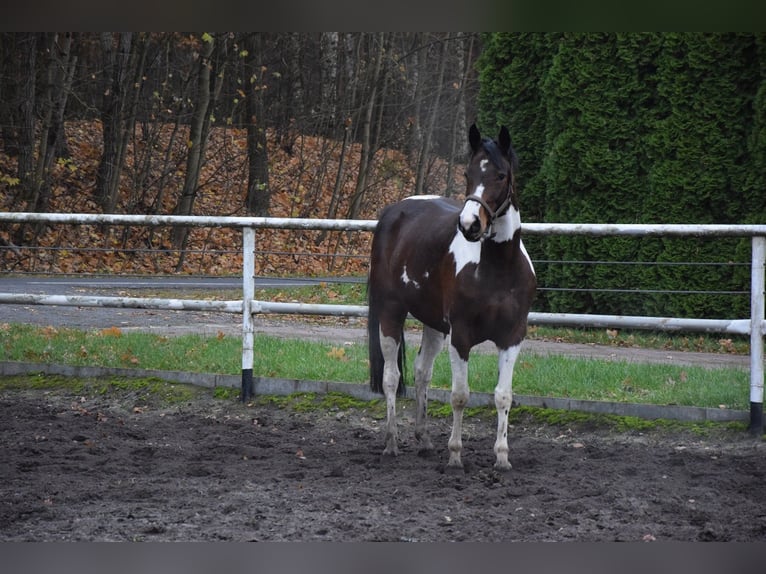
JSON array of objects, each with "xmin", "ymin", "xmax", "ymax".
[
  {"xmin": 16, "ymin": 33, "xmax": 37, "ymax": 205},
  {"xmin": 319, "ymin": 32, "xmax": 339, "ymax": 131},
  {"xmin": 445, "ymin": 33, "xmax": 473, "ymax": 197},
  {"xmin": 34, "ymin": 33, "xmax": 77, "ymax": 213},
  {"xmin": 347, "ymin": 33, "xmax": 385, "ymax": 220},
  {"xmin": 244, "ymin": 33, "xmax": 270, "ymax": 216},
  {"xmin": 414, "ymin": 34, "xmax": 449, "ymax": 196},
  {"xmin": 407, "ymin": 33, "xmax": 426, "ymax": 165},
  {"xmin": 95, "ymin": 32, "xmax": 129, "ymax": 213},
  {"xmin": 171, "ymin": 33, "xmax": 216, "ymax": 250}
]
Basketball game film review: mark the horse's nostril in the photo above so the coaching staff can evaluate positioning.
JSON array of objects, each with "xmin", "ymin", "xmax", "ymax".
[{"xmin": 470, "ymin": 220, "xmax": 481, "ymax": 235}]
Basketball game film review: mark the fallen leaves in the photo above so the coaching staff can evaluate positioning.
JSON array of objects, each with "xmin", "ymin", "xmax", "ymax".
[
  {"xmin": 100, "ymin": 326, "xmax": 122, "ymax": 338},
  {"xmin": 3, "ymin": 120, "xmax": 446, "ymax": 278},
  {"xmin": 326, "ymin": 347, "xmax": 348, "ymax": 361}
]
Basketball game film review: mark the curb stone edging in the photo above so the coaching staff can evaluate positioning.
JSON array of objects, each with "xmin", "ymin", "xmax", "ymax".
[{"xmin": 0, "ymin": 360, "xmax": 748, "ymax": 424}]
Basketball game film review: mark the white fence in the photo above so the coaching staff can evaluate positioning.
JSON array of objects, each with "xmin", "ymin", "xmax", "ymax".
[{"xmin": 1, "ymin": 212, "xmax": 765, "ymax": 434}]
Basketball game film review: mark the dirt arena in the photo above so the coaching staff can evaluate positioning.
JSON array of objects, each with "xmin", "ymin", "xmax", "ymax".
[{"xmin": 1, "ymin": 380, "xmax": 765, "ymax": 542}]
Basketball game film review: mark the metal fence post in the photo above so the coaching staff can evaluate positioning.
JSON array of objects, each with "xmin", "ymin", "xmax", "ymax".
[
  {"xmin": 749, "ymin": 236, "xmax": 765, "ymax": 435},
  {"xmin": 241, "ymin": 227, "xmax": 256, "ymax": 402}
]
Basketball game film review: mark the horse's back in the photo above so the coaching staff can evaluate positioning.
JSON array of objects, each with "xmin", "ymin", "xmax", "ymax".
[
  {"xmin": 370, "ymin": 196, "xmax": 461, "ymax": 329},
  {"xmin": 373, "ymin": 195, "xmax": 460, "ymax": 268},
  {"xmin": 378, "ymin": 195, "xmax": 461, "ymax": 225}
]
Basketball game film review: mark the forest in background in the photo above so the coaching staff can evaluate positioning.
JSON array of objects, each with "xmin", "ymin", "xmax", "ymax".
[
  {"xmin": 0, "ymin": 32, "xmax": 476, "ymax": 275},
  {"xmin": 1, "ymin": 32, "xmax": 765, "ymax": 320}
]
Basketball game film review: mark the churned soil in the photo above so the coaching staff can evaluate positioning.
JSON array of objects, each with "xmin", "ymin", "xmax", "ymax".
[{"xmin": 1, "ymin": 383, "xmax": 765, "ymax": 542}]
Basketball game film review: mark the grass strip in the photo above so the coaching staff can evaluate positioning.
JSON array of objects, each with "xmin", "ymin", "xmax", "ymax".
[{"xmin": 0, "ymin": 323, "xmax": 750, "ymax": 411}]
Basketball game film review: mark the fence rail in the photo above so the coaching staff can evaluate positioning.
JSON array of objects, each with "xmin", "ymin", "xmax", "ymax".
[{"xmin": 1, "ymin": 212, "xmax": 764, "ymax": 434}]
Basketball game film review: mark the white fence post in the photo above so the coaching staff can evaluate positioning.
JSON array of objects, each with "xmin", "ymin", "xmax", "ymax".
[
  {"xmin": 241, "ymin": 227, "xmax": 256, "ymax": 401},
  {"xmin": 749, "ymin": 236, "xmax": 765, "ymax": 435}
]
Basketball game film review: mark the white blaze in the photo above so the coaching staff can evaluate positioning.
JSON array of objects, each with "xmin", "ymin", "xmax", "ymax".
[{"xmin": 459, "ymin": 183, "xmax": 484, "ymax": 232}]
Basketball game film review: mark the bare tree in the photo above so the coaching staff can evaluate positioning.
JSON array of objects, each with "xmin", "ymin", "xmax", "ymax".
[
  {"xmin": 31, "ymin": 33, "xmax": 77, "ymax": 213},
  {"xmin": 171, "ymin": 32, "xmax": 221, "ymax": 250},
  {"xmin": 319, "ymin": 32, "xmax": 339, "ymax": 130},
  {"xmin": 16, "ymin": 33, "xmax": 36, "ymax": 206},
  {"xmin": 243, "ymin": 33, "xmax": 270, "ymax": 216},
  {"xmin": 444, "ymin": 32, "xmax": 474, "ymax": 197},
  {"xmin": 347, "ymin": 33, "xmax": 385, "ymax": 219},
  {"xmin": 95, "ymin": 32, "xmax": 147, "ymax": 213},
  {"xmin": 414, "ymin": 34, "xmax": 449, "ymax": 196}
]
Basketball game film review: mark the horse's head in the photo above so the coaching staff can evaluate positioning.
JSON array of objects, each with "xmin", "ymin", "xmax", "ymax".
[{"xmin": 457, "ymin": 124, "xmax": 518, "ymax": 242}]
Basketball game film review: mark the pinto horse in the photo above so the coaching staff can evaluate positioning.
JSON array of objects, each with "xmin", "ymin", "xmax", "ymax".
[{"xmin": 367, "ymin": 124, "xmax": 536, "ymax": 471}]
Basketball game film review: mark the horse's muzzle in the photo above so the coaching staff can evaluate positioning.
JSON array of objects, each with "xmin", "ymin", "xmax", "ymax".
[{"xmin": 458, "ymin": 218, "xmax": 484, "ymax": 242}]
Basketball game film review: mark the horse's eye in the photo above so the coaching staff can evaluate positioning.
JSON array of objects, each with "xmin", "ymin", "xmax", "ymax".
[{"xmin": 497, "ymin": 172, "xmax": 506, "ymax": 181}]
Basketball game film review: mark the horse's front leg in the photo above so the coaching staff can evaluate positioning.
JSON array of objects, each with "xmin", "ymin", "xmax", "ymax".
[
  {"xmin": 493, "ymin": 344, "xmax": 522, "ymax": 471},
  {"xmin": 413, "ymin": 326, "xmax": 446, "ymax": 454},
  {"xmin": 379, "ymin": 329, "xmax": 402, "ymax": 457},
  {"xmin": 446, "ymin": 343, "xmax": 470, "ymax": 471}
]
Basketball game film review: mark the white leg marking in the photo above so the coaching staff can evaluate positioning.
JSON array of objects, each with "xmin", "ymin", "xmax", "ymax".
[
  {"xmin": 494, "ymin": 344, "xmax": 522, "ymax": 470},
  {"xmin": 379, "ymin": 329, "xmax": 401, "ymax": 457},
  {"xmin": 413, "ymin": 326, "xmax": 445, "ymax": 452},
  {"xmin": 447, "ymin": 343, "xmax": 470, "ymax": 469}
]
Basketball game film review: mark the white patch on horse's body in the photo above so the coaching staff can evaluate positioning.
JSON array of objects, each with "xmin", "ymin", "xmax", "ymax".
[
  {"xmin": 490, "ymin": 208, "xmax": 536, "ymax": 275},
  {"xmin": 448, "ymin": 228, "xmax": 481, "ymax": 276},
  {"xmin": 403, "ymin": 194, "xmax": 441, "ymax": 201},
  {"xmin": 489, "ymin": 205, "xmax": 520, "ymax": 243},
  {"xmin": 401, "ymin": 265, "xmax": 420, "ymax": 288},
  {"xmin": 520, "ymin": 241, "xmax": 535, "ymax": 276}
]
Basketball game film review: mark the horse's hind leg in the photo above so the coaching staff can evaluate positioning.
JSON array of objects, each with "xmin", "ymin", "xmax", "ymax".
[
  {"xmin": 493, "ymin": 344, "xmax": 522, "ymax": 471},
  {"xmin": 413, "ymin": 326, "xmax": 445, "ymax": 454},
  {"xmin": 446, "ymin": 342, "xmax": 470, "ymax": 471},
  {"xmin": 379, "ymin": 325, "xmax": 402, "ymax": 457}
]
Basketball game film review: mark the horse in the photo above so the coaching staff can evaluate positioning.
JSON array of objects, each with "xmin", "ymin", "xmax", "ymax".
[{"xmin": 367, "ymin": 123, "xmax": 536, "ymax": 472}]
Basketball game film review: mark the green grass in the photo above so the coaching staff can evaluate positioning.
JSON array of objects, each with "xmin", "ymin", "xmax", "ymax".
[{"xmin": 0, "ymin": 322, "xmax": 750, "ymax": 411}]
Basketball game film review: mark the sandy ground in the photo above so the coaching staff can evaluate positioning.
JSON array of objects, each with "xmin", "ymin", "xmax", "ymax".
[
  {"xmin": 1, "ymin": 383, "xmax": 765, "ymax": 541},
  {"xmin": 3, "ymin": 302, "xmax": 764, "ymax": 542}
]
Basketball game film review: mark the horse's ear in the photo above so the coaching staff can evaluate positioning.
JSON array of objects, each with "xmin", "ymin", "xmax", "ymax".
[
  {"xmin": 498, "ymin": 126, "xmax": 511, "ymax": 156},
  {"xmin": 469, "ymin": 123, "xmax": 481, "ymax": 153}
]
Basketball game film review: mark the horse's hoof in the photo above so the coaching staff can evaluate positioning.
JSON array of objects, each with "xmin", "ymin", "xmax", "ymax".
[
  {"xmin": 443, "ymin": 462, "xmax": 465, "ymax": 475},
  {"xmin": 493, "ymin": 461, "xmax": 513, "ymax": 473},
  {"xmin": 381, "ymin": 448, "xmax": 398, "ymax": 459},
  {"xmin": 416, "ymin": 443, "xmax": 434, "ymax": 458}
]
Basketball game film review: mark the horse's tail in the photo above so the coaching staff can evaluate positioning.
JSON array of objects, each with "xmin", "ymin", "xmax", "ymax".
[{"xmin": 367, "ymin": 284, "xmax": 406, "ymax": 397}]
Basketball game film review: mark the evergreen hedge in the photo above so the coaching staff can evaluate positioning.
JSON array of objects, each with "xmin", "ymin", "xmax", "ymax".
[{"xmin": 477, "ymin": 32, "xmax": 766, "ymax": 320}]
